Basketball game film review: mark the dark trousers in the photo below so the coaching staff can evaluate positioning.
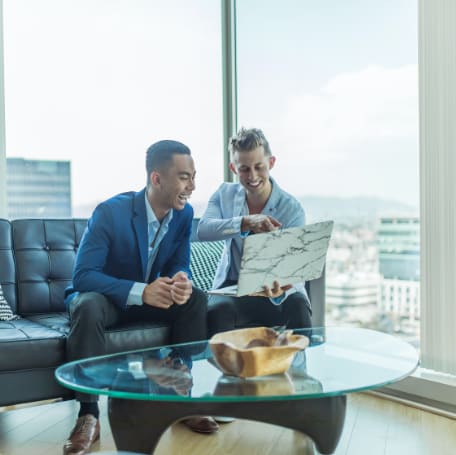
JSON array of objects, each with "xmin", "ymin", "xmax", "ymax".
[
  {"xmin": 207, "ymin": 282, "xmax": 312, "ymax": 337},
  {"xmin": 66, "ymin": 287, "xmax": 207, "ymax": 402}
]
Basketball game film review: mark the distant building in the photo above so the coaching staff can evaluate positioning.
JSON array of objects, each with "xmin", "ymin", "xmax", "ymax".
[
  {"xmin": 379, "ymin": 278, "xmax": 420, "ymax": 322},
  {"xmin": 377, "ymin": 217, "xmax": 420, "ymax": 338},
  {"xmin": 326, "ymin": 273, "xmax": 380, "ymax": 325},
  {"xmin": 7, "ymin": 158, "xmax": 71, "ymax": 218},
  {"xmin": 378, "ymin": 217, "xmax": 420, "ymax": 280},
  {"xmin": 327, "ymin": 273, "xmax": 380, "ymax": 307}
]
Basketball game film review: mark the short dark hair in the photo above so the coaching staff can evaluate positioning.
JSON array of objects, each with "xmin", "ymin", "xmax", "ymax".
[
  {"xmin": 228, "ymin": 127, "xmax": 272, "ymax": 158},
  {"xmin": 146, "ymin": 140, "xmax": 191, "ymax": 181}
]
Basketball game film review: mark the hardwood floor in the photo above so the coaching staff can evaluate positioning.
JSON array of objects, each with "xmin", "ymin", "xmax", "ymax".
[{"xmin": 1, "ymin": 393, "xmax": 455, "ymax": 455}]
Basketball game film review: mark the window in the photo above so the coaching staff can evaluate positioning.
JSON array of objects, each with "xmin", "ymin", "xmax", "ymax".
[
  {"xmin": 236, "ymin": 0, "xmax": 419, "ymax": 345},
  {"xmin": 3, "ymin": 0, "xmax": 222, "ymax": 218}
]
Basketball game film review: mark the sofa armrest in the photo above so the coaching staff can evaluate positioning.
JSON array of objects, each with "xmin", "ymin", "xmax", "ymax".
[{"xmin": 306, "ymin": 267, "xmax": 326, "ymax": 328}]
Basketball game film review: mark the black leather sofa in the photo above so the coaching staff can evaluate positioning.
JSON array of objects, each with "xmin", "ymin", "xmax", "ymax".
[{"xmin": 0, "ymin": 218, "xmax": 325, "ymax": 407}]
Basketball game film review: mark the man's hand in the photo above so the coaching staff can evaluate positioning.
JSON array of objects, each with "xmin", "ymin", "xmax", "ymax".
[
  {"xmin": 170, "ymin": 271, "xmax": 192, "ymax": 305},
  {"xmin": 241, "ymin": 215, "xmax": 281, "ymax": 234},
  {"xmin": 250, "ymin": 280, "xmax": 293, "ymax": 298},
  {"xmin": 142, "ymin": 277, "xmax": 174, "ymax": 309},
  {"xmin": 142, "ymin": 272, "xmax": 192, "ymax": 308}
]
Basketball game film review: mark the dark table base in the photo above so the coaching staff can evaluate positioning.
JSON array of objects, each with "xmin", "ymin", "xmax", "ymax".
[{"xmin": 108, "ymin": 395, "xmax": 347, "ymax": 454}]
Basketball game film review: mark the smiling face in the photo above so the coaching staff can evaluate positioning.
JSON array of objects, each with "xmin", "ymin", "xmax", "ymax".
[
  {"xmin": 230, "ymin": 145, "xmax": 276, "ymax": 200},
  {"xmin": 148, "ymin": 154, "xmax": 196, "ymax": 219}
]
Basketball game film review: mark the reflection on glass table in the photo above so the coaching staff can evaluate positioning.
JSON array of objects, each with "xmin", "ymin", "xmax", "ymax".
[{"xmin": 56, "ymin": 327, "xmax": 419, "ymax": 455}]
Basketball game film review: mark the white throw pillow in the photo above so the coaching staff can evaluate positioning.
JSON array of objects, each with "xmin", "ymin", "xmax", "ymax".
[
  {"xmin": 0, "ymin": 284, "xmax": 19, "ymax": 321},
  {"xmin": 190, "ymin": 241, "xmax": 224, "ymax": 292}
]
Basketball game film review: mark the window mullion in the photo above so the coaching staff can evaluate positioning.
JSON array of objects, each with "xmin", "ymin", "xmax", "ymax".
[{"xmin": 0, "ymin": 0, "xmax": 7, "ymax": 218}]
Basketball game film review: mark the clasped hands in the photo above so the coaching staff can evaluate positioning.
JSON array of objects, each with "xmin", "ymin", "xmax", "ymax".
[{"xmin": 142, "ymin": 271, "xmax": 192, "ymax": 309}]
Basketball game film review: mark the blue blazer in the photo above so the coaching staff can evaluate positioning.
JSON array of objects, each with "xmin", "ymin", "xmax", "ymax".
[{"xmin": 68, "ymin": 188, "xmax": 193, "ymax": 310}]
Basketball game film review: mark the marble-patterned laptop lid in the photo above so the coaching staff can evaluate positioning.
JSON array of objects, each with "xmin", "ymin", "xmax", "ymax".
[{"xmin": 236, "ymin": 220, "xmax": 334, "ymax": 296}]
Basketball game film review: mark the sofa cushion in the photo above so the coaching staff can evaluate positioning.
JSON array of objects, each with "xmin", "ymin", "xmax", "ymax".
[
  {"xmin": 0, "ymin": 284, "xmax": 19, "ymax": 321},
  {"xmin": 26, "ymin": 312, "xmax": 70, "ymax": 335},
  {"xmin": 26, "ymin": 312, "xmax": 171, "ymax": 356},
  {"xmin": 0, "ymin": 317, "xmax": 66, "ymax": 370},
  {"xmin": 0, "ymin": 313, "xmax": 172, "ymax": 372},
  {"xmin": 190, "ymin": 241, "xmax": 224, "ymax": 291}
]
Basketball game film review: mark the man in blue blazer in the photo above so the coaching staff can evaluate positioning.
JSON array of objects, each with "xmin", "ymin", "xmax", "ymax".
[
  {"xmin": 198, "ymin": 127, "xmax": 312, "ymax": 335},
  {"xmin": 64, "ymin": 140, "xmax": 212, "ymax": 455}
]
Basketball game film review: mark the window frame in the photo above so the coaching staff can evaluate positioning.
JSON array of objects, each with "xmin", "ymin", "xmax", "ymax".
[{"xmin": 0, "ymin": 1, "xmax": 6, "ymax": 218}]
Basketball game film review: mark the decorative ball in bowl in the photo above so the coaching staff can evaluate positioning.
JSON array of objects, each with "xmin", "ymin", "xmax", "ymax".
[{"xmin": 209, "ymin": 327, "xmax": 309, "ymax": 378}]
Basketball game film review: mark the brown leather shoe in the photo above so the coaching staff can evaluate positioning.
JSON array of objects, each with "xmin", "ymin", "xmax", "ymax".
[
  {"xmin": 63, "ymin": 414, "xmax": 100, "ymax": 454},
  {"xmin": 182, "ymin": 416, "xmax": 219, "ymax": 434}
]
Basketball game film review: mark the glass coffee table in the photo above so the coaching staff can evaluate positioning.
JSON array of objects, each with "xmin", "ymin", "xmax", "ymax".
[{"xmin": 56, "ymin": 327, "xmax": 418, "ymax": 454}]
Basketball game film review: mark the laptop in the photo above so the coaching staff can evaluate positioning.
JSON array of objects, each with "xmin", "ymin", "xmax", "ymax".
[{"xmin": 207, "ymin": 220, "xmax": 334, "ymax": 297}]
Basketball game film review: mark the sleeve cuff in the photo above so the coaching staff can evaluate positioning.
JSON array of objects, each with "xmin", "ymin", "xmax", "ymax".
[{"xmin": 127, "ymin": 282, "xmax": 147, "ymax": 306}]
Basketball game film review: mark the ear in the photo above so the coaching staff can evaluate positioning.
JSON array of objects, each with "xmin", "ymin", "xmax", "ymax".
[
  {"xmin": 268, "ymin": 156, "xmax": 276, "ymax": 170},
  {"xmin": 150, "ymin": 171, "xmax": 161, "ymax": 187},
  {"xmin": 229, "ymin": 162, "xmax": 237, "ymax": 175}
]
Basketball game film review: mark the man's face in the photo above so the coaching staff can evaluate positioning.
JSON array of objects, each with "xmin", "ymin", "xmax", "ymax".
[
  {"xmin": 154, "ymin": 154, "xmax": 196, "ymax": 211},
  {"xmin": 229, "ymin": 146, "xmax": 276, "ymax": 196}
]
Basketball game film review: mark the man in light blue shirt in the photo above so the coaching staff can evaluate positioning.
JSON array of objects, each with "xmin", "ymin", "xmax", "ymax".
[{"xmin": 198, "ymin": 127, "xmax": 312, "ymax": 335}]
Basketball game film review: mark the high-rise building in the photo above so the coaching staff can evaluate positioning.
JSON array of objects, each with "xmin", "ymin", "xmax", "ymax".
[
  {"xmin": 326, "ymin": 272, "xmax": 380, "ymax": 326},
  {"xmin": 378, "ymin": 217, "xmax": 420, "ymax": 281},
  {"xmin": 6, "ymin": 157, "xmax": 71, "ymax": 219},
  {"xmin": 377, "ymin": 217, "xmax": 420, "ymax": 342},
  {"xmin": 380, "ymin": 279, "xmax": 420, "ymax": 320}
]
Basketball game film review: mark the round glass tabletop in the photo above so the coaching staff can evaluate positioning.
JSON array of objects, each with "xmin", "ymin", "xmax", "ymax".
[{"xmin": 55, "ymin": 327, "xmax": 419, "ymax": 402}]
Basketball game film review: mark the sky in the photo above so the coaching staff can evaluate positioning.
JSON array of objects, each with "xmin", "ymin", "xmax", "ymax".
[
  {"xmin": 3, "ymin": 0, "xmax": 418, "ymax": 215},
  {"xmin": 236, "ymin": 0, "xmax": 418, "ymax": 207}
]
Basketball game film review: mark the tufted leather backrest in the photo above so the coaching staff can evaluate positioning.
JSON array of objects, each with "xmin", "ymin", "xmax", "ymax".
[
  {"xmin": 0, "ymin": 219, "xmax": 17, "ymax": 312},
  {"xmin": 4, "ymin": 217, "xmax": 211, "ymax": 316},
  {"xmin": 11, "ymin": 219, "xmax": 87, "ymax": 315}
]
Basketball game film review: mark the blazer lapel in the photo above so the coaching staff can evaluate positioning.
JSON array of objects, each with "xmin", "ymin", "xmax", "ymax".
[{"xmin": 132, "ymin": 189, "xmax": 148, "ymax": 280}]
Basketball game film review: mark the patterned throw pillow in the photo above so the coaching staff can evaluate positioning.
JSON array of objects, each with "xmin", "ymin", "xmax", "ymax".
[
  {"xmin": 0, "ymin": 284, "xmax": 19, "ymax": 321},
  {"xmin": 190, "ymin": 241, "xmax": 224, "ymax": 292}
]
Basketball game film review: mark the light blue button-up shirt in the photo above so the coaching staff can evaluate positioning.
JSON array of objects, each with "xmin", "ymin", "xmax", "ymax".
[
  {"xmin": 127, "ymin": 192, "xmax": 173, "ymax": 306},
  {"xmin": 227, "ymin": 202, "xmax": 249, "ymax": 281}
]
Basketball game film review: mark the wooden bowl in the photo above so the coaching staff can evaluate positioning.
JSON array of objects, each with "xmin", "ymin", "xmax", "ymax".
[{"xmin": 209, "ymin": 327, "xmax": 309, "ymax": 378}]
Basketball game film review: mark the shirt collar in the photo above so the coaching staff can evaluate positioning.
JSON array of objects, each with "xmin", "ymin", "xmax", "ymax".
[
  {"xmin": 144, "ymin": 191, "xmax": 173, "ymax": 227},
  {"xmin": 261, "ymin": 177, "xmax": 281, "ymax": 213}
]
